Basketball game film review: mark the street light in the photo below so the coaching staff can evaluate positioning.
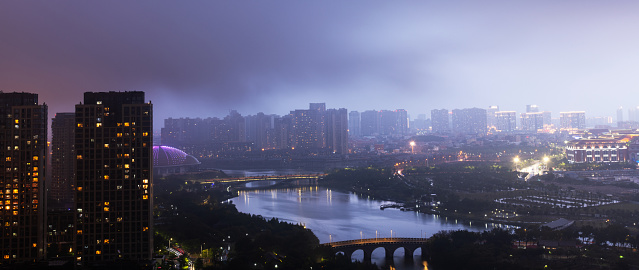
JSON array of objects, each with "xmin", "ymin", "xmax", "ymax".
[
  {"xmin": 169, "ymin": 238, "xmax": 173, "ymax": 248},
  {"xmin": 410, "ymin": 141, "xmax": 416, "ymax": 154},
  {"xmin": 513, "ymin": 156, "xmax": 520, "ymax": 171},
  {"xmin": 543, "ymin": 156, "xmax": 550, "ymax": 172}
]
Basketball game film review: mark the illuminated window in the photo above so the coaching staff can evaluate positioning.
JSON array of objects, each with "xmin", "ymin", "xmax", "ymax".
[
  {"xmin": 103, "ymin": 207, "xmax": 109, "ymax": 212},
  {"xmin": 143, "ymin": 227, "xmax": 149, "ymax": 231},
  {"xmin": 124, "ymin": 122, "xmax": 130, "ymax": 127},
  {"xmin": 33, "ymin": 178, "xmax": 38, "ymax": 182},
  {"xmin": 104, "ymin": 144, "xmax": 109, "ymax": 148},
  {"xmin": 95, "ymin": 250, "xmax": 101, "ymax": 255},
  {"xmin": 32, "ymin": 156, "xmax": 38, "ymax": 161},
  {"xmin": 96, "ymin": 123, "xmax": 102, "ymax": 127},
  {"xmin": 77, "ymin": 230, "xmax": 82, "ymax": 234},
  {"xmin": 33, "ymin": 167, "xmax": 38, "ymax": 172},
  {"xmin": 124, "ymin": 164, "xmax": 129, "ymax": 169},
  {"xmin": 104, "ymin": 239, "xmax": 109, "ymax": 244},
  {"xmin": 77, "ymin": 187, "xmax": 83, "ymax": 191},
  {"xmin": 142, "ymin": 132, "xmax": 149, "ymax": 136},
  {"xmin": 12, "ymin": 189, "xmax": 18, "ymax": 194},
  {"xmin": 104, "ymin": 175, "xmax": 109, "ymax": 180},
  {"xmin": 32, "ymin": 243, "xmax": 36, "ymax": 248},
  {"xmin": 142, "ymin": 195, "xmax": 148, "ymax": 200},
  {"xmin": 117, "ymin": 133, "xmax": 122, "ymax": 137},
  {"xmin": 14, "ymin": 119, "xmax": 19, "ymax": 124},
  {"xmin": 143, "ymin": 179, "xmax": 148, "ymax": 184},
  {"xmin": 77, "ymin": 123, "xmax": 84, "ymax": 127},
  {"xmin": 5, "ymin": 157, "xmax": 10, "ymax": 162},
  {"xmin": 77, "ymin": 155, "xmax": 83, "ymax": 160}
]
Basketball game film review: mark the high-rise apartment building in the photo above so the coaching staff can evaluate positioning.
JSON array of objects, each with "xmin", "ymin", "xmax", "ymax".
[
  {"xmin": 326, "ymin": 108, "xmax": 348, "ymax": 154},
  {"xmin": 75, "ymin": 91, "xmax": 153, "ymax": 265},
  {"xmin": 360, "ymin": 110, "xmax": 379, "ymax": 136},
  {"xmin": 486, "ymin": 105, "xmax": 499, "ymax": 131},
  {"xmin": 431, "ymin": 109, "xmax": 449, "ymax": 134},
  {"xmin": 51, "ymin": 113, "xmax": 76, "ymax": 208},
  {"xmin": 560, "ymin": 111, "xmax": 586, "ymax": 130},
  {"xmin": 0, "ymin": 92, "xmax": 48, "ymax": 263},
  {"xmin": 617, "ymin": 106, "xmax": 624, "ymax": 126},
  {"xmin": 494, "ymin": 111, "xmax": 517, "ymax": 132},
  {"xmin": 348, "ymin": 111, "xmax": 360, "ymax": 137},
  {"xmin": 452, "ymin": 108, "xmax": 487, "ymax": 135},
  {"xmin": 520, "ymin": 112, "xmax": 544, "ymax": 132},
  {"xmin": 526, "ymin": 104, "xmax": 539, "ymax": 113}
]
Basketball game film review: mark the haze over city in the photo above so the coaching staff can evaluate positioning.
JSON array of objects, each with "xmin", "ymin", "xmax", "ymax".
[{"xmin": 3, "ymin": 1, "xmax": 639, "ymax": 128}]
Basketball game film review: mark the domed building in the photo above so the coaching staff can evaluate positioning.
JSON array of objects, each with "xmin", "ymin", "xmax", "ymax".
[{"xmin": 153, "ymin": 145, "xmax": 201, "ymax": 176}]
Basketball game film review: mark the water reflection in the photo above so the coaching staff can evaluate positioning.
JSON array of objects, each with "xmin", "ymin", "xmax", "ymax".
[{"xmin": 234, "ymin": 187, "xmax": 514, "ymax": 270}]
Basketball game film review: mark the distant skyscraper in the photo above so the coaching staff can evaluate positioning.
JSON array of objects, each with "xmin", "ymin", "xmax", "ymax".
[
  {"xmin": 348, "ymin": 111, "xmax": 361, "ymax": 137},
  {"xmin": 0, "ymin": 92, "xmax": 48, "ymax": 263},
  {"xmin": 452, "ymin": 108, "xmax": 487, "ymax": 134},
  {"xmin": 486, "ymin": 105, "xmax": 499, "ymax": 131},
  {"xmin": 360, "ymin": 110, "xmax": 379, "ymax": 136},
  {"xmin": 494, "ymin": 111, "xmax": 517, "ymax": 132},
  {"xmin": 395, "ymin": 109, "xmax": 408, "ymax": 136},
  {"xmin": 560, "ymin": 111, "xmax": 586, "ymax": 130},
  {"xmin": 617, "ymin": 106, "xmax": 624, "ymax": 126},
  {"xmin": 629, "ymin": 106, "xmax": 639, "ymax": 122},
  {"xmin": 75, "ymin": 91, "xmax": 153, "ymax": 265},
  {"xmin": 431, "ymin": 109, "xmax": 449, "ymax": 134},
  {"xmin": 526, "ymin": 105, "xmax": 539, "ymax": 113},
  {"xmin": 326, "ymin": 108, "xmax": 348, "ymax": 154},
  {"xmin": 51, "ymin": 113, "xmax": 76, "ymax": 208},
  {"xmin": 520, "ymin": 112, "xmax": 544, "ymax": 132}
]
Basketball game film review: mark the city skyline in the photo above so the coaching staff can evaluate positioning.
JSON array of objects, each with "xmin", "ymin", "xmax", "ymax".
[{"xmin": 3, "ymin": 1, "xmax": 639, "ymax": 129}]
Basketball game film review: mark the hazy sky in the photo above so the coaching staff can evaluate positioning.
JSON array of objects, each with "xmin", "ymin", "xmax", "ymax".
[{"xmin": 2, "ymin": 1, "xmax": 639, "ymax": 128}]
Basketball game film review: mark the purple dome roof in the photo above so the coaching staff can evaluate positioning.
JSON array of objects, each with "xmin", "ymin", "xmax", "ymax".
[{"xmin": 153, "ymin": 146, "xmax": 200, "ymax": 167}]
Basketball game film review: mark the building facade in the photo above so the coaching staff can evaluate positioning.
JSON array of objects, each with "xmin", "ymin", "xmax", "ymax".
[
  {"xmin": 0, "ymin": 92, "xmax": 48, "ymax": 264},
  {"xmin": 494, "ymin": 111, "xmax": 516, "ymax": 132},
  {"xmin": 51, "ymin": 113, "xmax": 76, "ymax": 208},
  {"xmin": 565, "ymin": 139, "xmax": 628, "ymax": 163},
  {"xmin": 75, "ymin": 91, "xmax": 153, "ymax": 265},
  {"xmin": 560, "ymin": 111, "xmax": 586, "ymax": 130},
  {"xmin": 452, "ymin": 108, "xmax": 487, "ymax": 135},
  {"xmin": 431, "ymin": 109, "xmax": 449, "ymax": 134}
]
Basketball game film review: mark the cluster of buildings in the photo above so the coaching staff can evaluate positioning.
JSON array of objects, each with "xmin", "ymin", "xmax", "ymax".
[
  {"xmin": 427, "ymin": 105, "xmax": 583, "ymax": 134},
  {"xmin": 1, "ymin": 91, "xmax": 153, "ymax": 267},
  {"xmin": 161, "ymin": 103, "xmax": 348, "ymax": 157}
]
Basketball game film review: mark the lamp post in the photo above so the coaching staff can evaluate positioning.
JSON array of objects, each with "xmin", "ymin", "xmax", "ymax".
[
  {"xmin": 543, "ymin": 156, "xmax": 550, "ymax": 172},
  {"xmin": 410, "ymin": 141, "xmax": 416, "ymax": 154},
  {"xmin": 169, "ymin": 238, "xmax": 172, "ymax": 249},
  {"xmin": 513, "ymin": 156, "xmax": 520, "ymax": 171}
]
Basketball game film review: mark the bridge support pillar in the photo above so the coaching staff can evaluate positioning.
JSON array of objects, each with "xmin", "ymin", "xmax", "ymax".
[
  {"xmin": 384, "ymin": 247, "xmax": 394, "ymax": 261},
  {"xmin": 363, "ymin": 250, "xmax": 372, "ymax": 263},
  {"xmin": 404, "ymin": 247, "xmax": 415, "ymax": 262}
]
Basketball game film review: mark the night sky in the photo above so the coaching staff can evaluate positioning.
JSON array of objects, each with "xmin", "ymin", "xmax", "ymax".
[{"xmin": 2, "ymin": 1, "xmax": 639, "ymax": 129}]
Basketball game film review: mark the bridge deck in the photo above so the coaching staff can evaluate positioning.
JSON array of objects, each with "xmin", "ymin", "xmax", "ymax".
[
  {"xmin": 324, "ymin": 237, "xmax": 428, "ymax": 247},
  {"xmin": 200, "ymin": 174, "xmax": 326, "ymax": 184}
]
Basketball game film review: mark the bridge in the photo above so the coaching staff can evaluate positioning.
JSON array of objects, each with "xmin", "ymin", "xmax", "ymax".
[
  {"xmin": 322, "ymin": 238, "xmax": 429, "ymax": 263},
  {"xmin": 200, "ymin": 173, "xmax": 326, "ymax": 184}
]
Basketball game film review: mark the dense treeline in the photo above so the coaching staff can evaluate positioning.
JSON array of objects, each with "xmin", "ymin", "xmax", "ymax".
[{"xmin": 319, "ymin": 167, "xmax": 421, "ymax": 201}]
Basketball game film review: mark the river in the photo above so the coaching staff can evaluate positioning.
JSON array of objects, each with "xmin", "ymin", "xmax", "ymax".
[{"xmin": 231, "ymin": 184, "xmax": 515, "ymax": 269}]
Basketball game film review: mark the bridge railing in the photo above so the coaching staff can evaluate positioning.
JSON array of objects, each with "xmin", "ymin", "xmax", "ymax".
[{"xmin": 324, "ymin": 237, "xmax": 429, "ymax": 247}]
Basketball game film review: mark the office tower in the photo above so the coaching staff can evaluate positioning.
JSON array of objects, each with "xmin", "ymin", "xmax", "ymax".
[
  {"xmin": 431, "ymin": 109, "xmax": 449, "ymax": 134},
  {"xmin": 486, "ymin": 105, "xmax": 499, "ymax": 130},
  {"xmin": 75, "ymin": 91, "xmax": 152, "ymax": 265},
  {"xmin": 348, "ymin": 111, "xmax": 361, "ymax": 137},
  {"xmin": 0, "ymin": 92, "xmax": 47, "ymax": 263},
  {"xmin": 629, "ymin": 106, "xmax": 639, "ymax": 123},
  {"xmin": 360, "ymin": 110, "xmax": 379, "ymax": 136},
  {"xmin": 560, "ymin": 111, "xmax": 586, "ymax": 130},
  {"xmin": 542, "ymin": 111, "xmax": 552, "ymax": 128},
  {"xmin": 51, "ymin": 113, "xmax": 76, "ymax": 208},
  {"xmin": 452, "ymin": 108, "xmax": 487, "ymax": 134},
  {"xmin": 617, "ymin": 106, "xmax": 624, "ymax": 126},
  {"xmin": 526, "ymin": 105, "xmax": 539, "ymax": 113},
  {"xmin": 494, "ymin": 111, "xmax": 517, "ymax": 132},
  {"xmin": 520, "ymin": 112, "xmax": 544, "ymax": 132},
  {"xmin": 326, "ymin": 108, "xmax": 348, "ymax": 154}
]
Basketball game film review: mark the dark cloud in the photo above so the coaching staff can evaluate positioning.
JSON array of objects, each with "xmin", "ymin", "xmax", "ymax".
[{"xmin": 2, "ymin": 1, "xmax": 639, "ymax": 128}]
